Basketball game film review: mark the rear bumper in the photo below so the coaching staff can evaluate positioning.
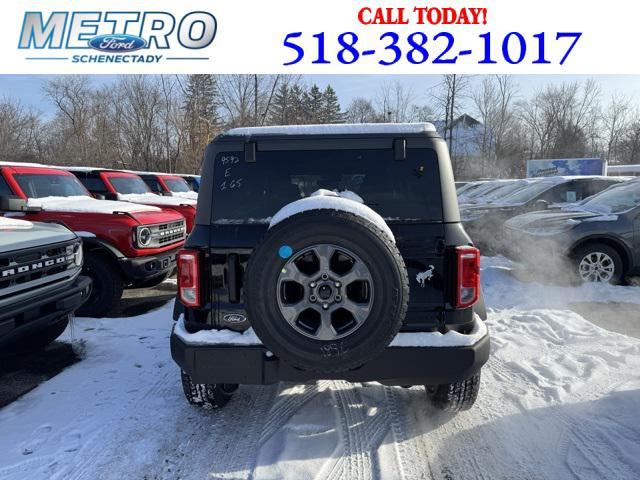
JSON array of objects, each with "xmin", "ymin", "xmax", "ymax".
[
  {"xmin": 171, "ymin": 323, "xmax": 490, "ymax": 386},
  {"xmin": 0, "ymin": 275, "xmax": 92, "ymax": 347},
  {"xmin": 119, "ymin": 247, "xmax": 180, "ymax": 281}
]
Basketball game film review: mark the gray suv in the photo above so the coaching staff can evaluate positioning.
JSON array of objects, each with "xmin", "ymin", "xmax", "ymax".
[
  {"xmin": 1, "ymin": 198, "xmax": 91, "ymax": 351},
  {"xmin": 504, "ymin": 179, "xmax": 640, "ymax": 284}
]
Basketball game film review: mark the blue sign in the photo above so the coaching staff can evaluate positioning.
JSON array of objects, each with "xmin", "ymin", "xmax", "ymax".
[{"xmin": 526, "ymin": 158, "xmax": 605, "ymax": 178}]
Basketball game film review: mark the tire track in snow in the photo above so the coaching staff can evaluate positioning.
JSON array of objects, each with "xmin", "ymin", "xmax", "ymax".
[
  {"xmin": 258, "ymin": 380, "xmax": 331, "ymax": 446},
  {"xmin": 319, "ymin": 381, "xmax": 394, "ymax": 480}
]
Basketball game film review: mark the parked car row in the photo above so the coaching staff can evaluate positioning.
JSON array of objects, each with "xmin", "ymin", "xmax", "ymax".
[
  {"xmin": 0, "ymin": 162, "xmax": 200, "ymax": 351},
  {"xmin": 458, "ymin": 176, "xmax": 640, "ymax": 283}
]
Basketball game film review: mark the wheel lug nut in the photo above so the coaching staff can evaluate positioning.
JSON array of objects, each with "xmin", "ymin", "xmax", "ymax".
[
  {"xmin": 334, "ymin": 282, "xmax": 341, "ymax": 288},
  {"xmin": 309, "ymin": 282, "xmax": 316, "ymax": 288},
  {"xmin": 322, "ymin": 303, "xmax": 329, "ymax": 310},
  {"xmin": 335, "ymin": 295, "xmax": 342, "ymax": 302},
  {"xmin": 321, "ymin": 274, "xmax": 329, "ymax": 280},
  {"xmin": 309, "ymin": 295, "xmax": 317, "ymax": 302}
]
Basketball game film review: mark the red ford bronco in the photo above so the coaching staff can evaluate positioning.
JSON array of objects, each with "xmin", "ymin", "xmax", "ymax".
[
  {"xmin": 67, "ymin": 168, "xmax": 198, "ymax": 233},
  {"xmin": 0, "ymin": 163, "xmax": 186, "ymax": 317}
]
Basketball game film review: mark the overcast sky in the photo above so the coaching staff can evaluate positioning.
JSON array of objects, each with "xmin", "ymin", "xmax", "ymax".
[{"xmin": 1, "ymin": 74, "xmax": 639, "ymax": 117}]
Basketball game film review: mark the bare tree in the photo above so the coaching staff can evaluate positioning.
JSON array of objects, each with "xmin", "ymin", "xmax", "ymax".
[{"xmin": 602, "ymin": 94, "xmax": 631, "ymax": 162}]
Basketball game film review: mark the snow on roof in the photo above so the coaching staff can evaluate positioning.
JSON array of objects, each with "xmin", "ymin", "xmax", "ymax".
[
  {"xmin": 224, "ymin": 123, "xmax": 437, "ymax": 137},
  {"xmin": 0, "ymin": 161, "xmax": 58, "ymax": 169}
]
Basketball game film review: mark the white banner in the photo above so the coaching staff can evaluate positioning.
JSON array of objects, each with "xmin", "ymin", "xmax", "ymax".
[{"xmin": 0, "ymin": 0, "xmax": 635, "ymax": 73}]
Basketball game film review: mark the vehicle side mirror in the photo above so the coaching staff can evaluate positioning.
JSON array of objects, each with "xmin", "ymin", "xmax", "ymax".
[
  {"xmin": 104, "ymin": 192, "xmax": 119, "ymax": 201},
  {"xmin": 93, "ymin": 193, "xmax": 106, "ymax": 200},
  {"xmin": 0, "ymin": 196, "xmax": 41, "ymax": 213},
  {"xmin": 534, "ymin": 199, "xmax": 549, "ymax": 210}
]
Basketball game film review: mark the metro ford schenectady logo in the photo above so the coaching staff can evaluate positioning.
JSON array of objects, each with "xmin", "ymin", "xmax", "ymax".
[
  {"xmin": 88, "ymin": 34, "xmax": 146, "ymax": 53},
  {"xmin": 18, "ymin": 11, "xmax": 216, "ymax": 64}
]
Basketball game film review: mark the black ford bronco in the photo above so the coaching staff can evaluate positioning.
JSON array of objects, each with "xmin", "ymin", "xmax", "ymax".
[
  {"xmin": 171, "ymin": 124, "xmax": 489, "ymax": 412},
  {"xmin": 1, "ymin": 199, "xmax": 91, "ymax": 352}
]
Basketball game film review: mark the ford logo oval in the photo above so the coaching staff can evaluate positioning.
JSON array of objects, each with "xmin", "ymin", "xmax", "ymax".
[{"xmin": 89, "ymin": 34, "xmax": 146, "ymax": 52}]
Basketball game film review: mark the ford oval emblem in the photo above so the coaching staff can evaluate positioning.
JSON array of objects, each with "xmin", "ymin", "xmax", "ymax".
[
  {"xmin": 223, "ymin": 313, "xmax": 247, "ymax": 324},
  {"xmin": 88, "ymin": 34, "xmax": 146, "ymax": 52}
]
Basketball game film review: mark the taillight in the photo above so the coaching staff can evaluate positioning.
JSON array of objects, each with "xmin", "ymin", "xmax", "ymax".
[
  {"xmin": 455, "ymin": 246, "xmax": 480, "ymax": 308},
  {"xmin": 177, "ymin": 249, "xmax": 200, "ymax": 307}
]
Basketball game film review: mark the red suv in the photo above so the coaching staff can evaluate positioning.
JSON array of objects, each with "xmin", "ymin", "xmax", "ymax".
[
  {"xmin": 137, "ymin": 173, "xmax": 198, "ymax": 201},
  {"xmin": 68, "ymin": 168, "xmax": 197, "ymax": 233},
  {"xmin": 0, "ymin": 163, "xmax": 186, "ymax": 317}
]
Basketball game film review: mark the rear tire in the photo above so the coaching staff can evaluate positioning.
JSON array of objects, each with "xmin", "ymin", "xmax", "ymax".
[
  {"xmin": 425, "ymin": 372, "xmax": 481, "ymax": 413},
  {"xmin": 77, "ymin": 255, "xmax": 124, "ymax": 317},
  {"xmin": 180, "ymin": 370, "xmax": 238, "ymax": 409}
]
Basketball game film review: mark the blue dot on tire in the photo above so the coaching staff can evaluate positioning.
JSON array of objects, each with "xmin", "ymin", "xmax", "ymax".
[{"xmin": 279, "ymin": 245, "xmax": 293, "ymax": 259}]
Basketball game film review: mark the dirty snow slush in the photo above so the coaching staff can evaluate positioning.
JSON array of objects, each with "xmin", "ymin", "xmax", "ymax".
[{"xmin": 1, "ymin": 258, "xmax": 639, "ymax": 480}]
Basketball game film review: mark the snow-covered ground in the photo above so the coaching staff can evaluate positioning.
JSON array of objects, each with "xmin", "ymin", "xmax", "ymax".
[{"xmin": 1, "ymin": 259, "xmax": 639, "ymax": 480}]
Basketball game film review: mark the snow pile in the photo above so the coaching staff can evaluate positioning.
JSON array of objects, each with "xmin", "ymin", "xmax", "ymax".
[
  {"xmin": 269, "ymin": 189, "xmax": 395, "ymax": 242},
  {"xmin": 225, "ymin": 123, "xmax": 436, "ymax": 137},
  {"xmin": 0, "ymin": 216, "xmax": 33, "ymax": 229},
  {"xmin": 390, "ymin": 315, "xmax": 487, "ymax": 347},
  {"xmin": 118, "ymin": 193, "xmax": 197, "ymax": 207},
  {"xmin": 27, "ymin": 196, "xmax": 160, "ymax": 214},
  {"xmin": 171, "ymin": 191, "xmax": 198, "ymax": 201}
]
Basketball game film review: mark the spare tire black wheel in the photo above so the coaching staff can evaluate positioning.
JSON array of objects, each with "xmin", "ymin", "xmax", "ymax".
[{"xmin": 245, "ymin": 210, "xmax": 409, "ymax": 373}]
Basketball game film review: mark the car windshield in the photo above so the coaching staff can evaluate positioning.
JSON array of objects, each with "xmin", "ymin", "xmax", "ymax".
[
  {"xmin": 580, "ymin": 181, "xmax": 640, "ymax": 214},
  {"xmin": 164, "ymin": 177, "xmax": 191, "ymax": 192},
  {"xmin": 496, "ymin": 180, "xmax": 557, "ymax": 204},
  {"xmin": 482, "ymin": 181, "xmax": 531, "ymax": 202},
  {"xmin": 109, "ymin": 176, "xmax": 151, "ymax": 194},
  {"xmin": 457, "ymin": 182, "xmax": 487, "ymax": 197},
  {"xmin": 15, "ymin": 173, "xmax": 89, "ymax": 198},
  {"xmin": 463, "ymin": 182, "xmax": 507, "ymax": 200}
]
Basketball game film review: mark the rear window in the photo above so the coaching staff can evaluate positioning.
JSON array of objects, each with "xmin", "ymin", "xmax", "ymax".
[{"xmin": 212, "ymin": 148, "xmax": 442, "ymax": 223}]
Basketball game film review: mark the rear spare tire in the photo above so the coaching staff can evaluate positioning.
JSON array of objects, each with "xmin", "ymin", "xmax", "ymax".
[{"xmin": 245, "ymin": 210, "xmax": 409, "ymax": 373}]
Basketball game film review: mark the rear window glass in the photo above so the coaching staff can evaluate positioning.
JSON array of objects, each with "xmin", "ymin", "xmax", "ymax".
[{"xmin": 212, "ymin": 148, "xmax": 442, "ymax": 223}]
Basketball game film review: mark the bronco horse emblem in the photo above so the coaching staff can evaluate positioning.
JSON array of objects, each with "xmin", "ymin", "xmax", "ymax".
[{"xmin": 416, "ymin": 265, "xmax": 435, "ymax": 287}]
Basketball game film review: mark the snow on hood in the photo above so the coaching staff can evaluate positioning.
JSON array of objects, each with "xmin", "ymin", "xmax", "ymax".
[
  {"xmin": 0, "ymin": 216, "xmax": 33, "ymax": 229},
  {"xmin": 27, "ymin": 196, "xmax": 161, "ymax": 214},
  {"xmin": 171, "ymin": 191, "xmax": 198, "ymax": 201},
  {"xmin": 118, "ymin": 193, "xmax": 197, "ymax": 207},
  {"xmin": 269, "ymin": 189, "xmax": 395, "ymax": 242}
]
